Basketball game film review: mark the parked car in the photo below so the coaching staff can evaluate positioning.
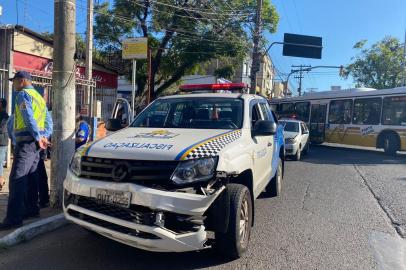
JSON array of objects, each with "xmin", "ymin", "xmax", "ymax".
[
  {"xmin": 63, "ymin": 84, "xmax": 285, "ymax": 259},
  {"xmin": 279, "ymin": 119, "xmax": 309, "ymax": 160}
]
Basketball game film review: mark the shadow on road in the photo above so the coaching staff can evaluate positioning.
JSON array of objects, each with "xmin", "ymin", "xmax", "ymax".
[
  {"xmin": 76, "ymin": 232, "xmax": 234, "ymax": 269},
  {"xmin": 296, "ymin": 144, "xmax": 406, "ymax": 166}
]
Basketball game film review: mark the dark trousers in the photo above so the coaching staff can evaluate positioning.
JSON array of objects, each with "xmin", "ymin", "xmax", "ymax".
[
  {"xmin": 37, "ymin": 151, "xmax": 49, "ymax": 206},
  {"xmin": 4, "ymin": 141, "xmax": 40, "ymax": 225}
]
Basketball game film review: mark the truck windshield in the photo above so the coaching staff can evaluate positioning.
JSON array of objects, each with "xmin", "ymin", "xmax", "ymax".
[{"xmin": 131, "ymin": 97, "xmax": 244, "ymax": 129}]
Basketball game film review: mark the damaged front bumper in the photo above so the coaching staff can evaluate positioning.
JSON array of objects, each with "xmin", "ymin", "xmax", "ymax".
[{"xmin": 63, "ymin": 169, "xmax": 225, "ymax": 252}]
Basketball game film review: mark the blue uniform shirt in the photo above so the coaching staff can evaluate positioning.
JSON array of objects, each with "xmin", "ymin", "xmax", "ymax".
[
  {"xmin": 75, "ymin": 121, "xmax": 89, "ymax": 149},
  {"xmin": 15, "ymin": 86, "xmax": 48, "ymax": 142}
]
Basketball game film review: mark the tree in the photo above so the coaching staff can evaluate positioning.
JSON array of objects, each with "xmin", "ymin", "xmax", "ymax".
[
  {"xmin": 214, "ymin": 66, "xmax": 234, "ymax": 79},
  {"xmin": 93, "ymin": 0, "xmax": 279, "ymax": 99},
  {"xmin": 342, "ymin": 37, "xmax": 406, "ymax": 89}
]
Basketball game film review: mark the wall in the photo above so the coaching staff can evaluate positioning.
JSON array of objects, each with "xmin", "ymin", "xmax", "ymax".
[{"xmin": 13, "ymin": 31, "xmax": 53, "ymax": 59}]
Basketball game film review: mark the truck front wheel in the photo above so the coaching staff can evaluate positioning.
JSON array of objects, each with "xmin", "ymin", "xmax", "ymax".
[{"xmin": 215, "ymin": 184, "xmax": 252, "ymax": 259}]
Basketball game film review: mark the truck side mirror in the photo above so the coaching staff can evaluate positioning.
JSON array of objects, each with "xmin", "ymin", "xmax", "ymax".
[
  {"xmin": 105, "ymin": 118, "xmax": 123, "ymax": 132},
  {"xmin": 253, "ymin": 120, "xmax": 277, "ymax": 136}
]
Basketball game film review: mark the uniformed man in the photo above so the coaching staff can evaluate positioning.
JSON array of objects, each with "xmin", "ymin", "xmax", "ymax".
[{"xmin": 0, "ymin": 71, "xmax": 50, "ymax": 230}]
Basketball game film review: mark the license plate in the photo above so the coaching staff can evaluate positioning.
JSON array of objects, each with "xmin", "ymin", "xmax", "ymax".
[{"xmin": 95, "ymin": 189, "xmax": 132, "ymax": 208}]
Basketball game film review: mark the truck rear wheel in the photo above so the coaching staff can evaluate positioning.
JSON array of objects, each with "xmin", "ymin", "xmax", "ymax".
[{"xmin": 215, "ymin": 184, "xmax": 252, "ymax": 259}]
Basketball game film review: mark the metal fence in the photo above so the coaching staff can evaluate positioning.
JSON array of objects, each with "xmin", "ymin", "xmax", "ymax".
[
  {"xmin": 30, "ymin": 71, "xmax": 97, "ymax": 115},
  {"xmin": 4, "ymin": 69, "xmax": 114, "ymax": 122}
]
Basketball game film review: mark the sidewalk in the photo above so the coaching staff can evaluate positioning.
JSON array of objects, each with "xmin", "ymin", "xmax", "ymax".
[{"xmin": 0, "ymin": 160, "xmax": 67, "ymax": 247}]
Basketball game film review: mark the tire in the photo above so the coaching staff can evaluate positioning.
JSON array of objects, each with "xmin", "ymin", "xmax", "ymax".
[
  {"xmin": 294, "ymin": 145, "xmax": 301, "ymax": 161},
  {"xmin": 383, "ymin": 134, "xmax": 399, "ymax": 156},
  {"xmin": 215, "ymin": 184, "xmax": 252, "ymax": 259},
  {"xmin": 266, "ymin": 158, "xmax": 283, "ymax": 197}
]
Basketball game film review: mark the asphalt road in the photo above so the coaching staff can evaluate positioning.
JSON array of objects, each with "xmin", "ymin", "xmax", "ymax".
[{"xmin": 0, "ymin": 145, "xmax": 405, "ymax": 270}]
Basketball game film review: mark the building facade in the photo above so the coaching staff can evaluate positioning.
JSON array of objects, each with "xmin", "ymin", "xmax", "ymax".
[{"xmin": 255, "ymin": 54, "xmax": 274, "ymax": 96}]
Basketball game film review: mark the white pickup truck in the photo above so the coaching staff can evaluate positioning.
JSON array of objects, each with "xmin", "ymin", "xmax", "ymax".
[{"xmin": 63, "ymin": 84, "xmax": 285, "ymax": 259}]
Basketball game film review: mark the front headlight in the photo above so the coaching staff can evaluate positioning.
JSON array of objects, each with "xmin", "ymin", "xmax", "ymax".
[
  {"xmin": 171, "ymin": 157, "xmax": 218, "ymax": 185},
  {"xmin": 70, "ymin": 149, "xmax": 83, "ymax": 176}
]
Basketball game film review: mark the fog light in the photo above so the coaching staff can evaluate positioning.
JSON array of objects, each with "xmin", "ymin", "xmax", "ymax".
[{"xmin": 155, "ymin": 212, "xmax": 165, "ymax": 227}]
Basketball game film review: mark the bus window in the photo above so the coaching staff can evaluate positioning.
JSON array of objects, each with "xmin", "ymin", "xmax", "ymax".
[
  {"xmin": 328, "ymin": 99, "xmax": 353, "ymax": 124},
  {"xmin": 382, "ymin": 96, "xmax": 406, "ymax": 126},
  {"xmin": 280, "ymin": 103, "xmax": 294, "ymax": 118},
  {"xmin": 353, "ymin": 98, "xmax": 382, "ymax": 125},
  {"xmin": 295, "ymin": 102, "xmax": 310, "ymax": 122}
]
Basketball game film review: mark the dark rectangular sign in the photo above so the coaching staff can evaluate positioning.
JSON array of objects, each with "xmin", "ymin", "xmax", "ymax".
[{"xmin": 283, "ymin": 33, "xmax": 322, "ymax": 59}]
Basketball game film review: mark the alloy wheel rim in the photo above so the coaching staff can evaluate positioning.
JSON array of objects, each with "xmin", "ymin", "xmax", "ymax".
[{"xmin": 239, "ymin": 196, "xmax": 249, "ymax": 245}]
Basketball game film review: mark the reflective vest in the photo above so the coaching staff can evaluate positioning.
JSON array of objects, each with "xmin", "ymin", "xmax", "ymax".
[{"xmin": 14, "ymin": 88, "xmax": 46, "ymax": 142}]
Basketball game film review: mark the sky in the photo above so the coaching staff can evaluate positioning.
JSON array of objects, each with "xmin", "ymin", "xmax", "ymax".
[
  {"xmin": 270, "ymin": 0, "xmax": 406, "ymax": 94},
  {"xmin": 0, "ymin": 0, "xmax": 405, "ymax": 95}
]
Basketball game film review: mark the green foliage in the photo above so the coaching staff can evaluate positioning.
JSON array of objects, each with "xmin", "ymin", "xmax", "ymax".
[
  {"xmin": 343, "ymin": 37, "xmax": 406, "ymax": 89},
  {"xmin": 93, "ymin": 0, "xmax": 279, "ymax": 97},
  {"xmin": 214, "ymin": 66, "xmax": 235, "ymax": 79}
]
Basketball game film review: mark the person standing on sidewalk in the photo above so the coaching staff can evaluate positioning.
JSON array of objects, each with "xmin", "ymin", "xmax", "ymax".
[
  {"xmin": 6, "ymin": 110, "xmax": 52, "ymax": 208},
  {"xmin": 0, "ymin": 98, "xmax": 9, "ymax": 191},
  {"xmin": 75, "ymin": 115, "xmax": 90, "ymax": 150},
  {"xmin": 0, "ymin": 71, "xmax": 49, "ymax": 230}
]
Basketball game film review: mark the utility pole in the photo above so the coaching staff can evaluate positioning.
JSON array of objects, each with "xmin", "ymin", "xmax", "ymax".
[
  {"xmin": 250, "ymin": 0, "xmax": 263, "ymax": 94},
  {"xmin": 51, "ymin": 0, "xmax": 76, "ymax": 207},
  {"xmin": 85, "ymin": 0, "xmax": 93, "ymax": 116},
  {"xmin": 292, "ymin": 65, "xmax": 310, "ymax": 96}
]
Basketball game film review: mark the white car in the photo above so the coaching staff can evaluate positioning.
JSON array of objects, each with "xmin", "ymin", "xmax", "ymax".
[
  {"xmin": 279, "ymin": 119, "xmax": 309, "ymax": 160},
  {"xmin": 63, "ymin": 86, "xmax": 285, "ymax": 259}
]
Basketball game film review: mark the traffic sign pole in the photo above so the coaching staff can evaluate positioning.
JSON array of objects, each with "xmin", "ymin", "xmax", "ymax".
[{"xmin": 132, "ymin": 59, "xmax": 136, "ymax": 118}]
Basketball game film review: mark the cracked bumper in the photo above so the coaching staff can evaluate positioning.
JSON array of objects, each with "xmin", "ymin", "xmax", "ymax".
[{"xmin": 63, "ymin": 169, "xmax": 224, "ymax": 252}]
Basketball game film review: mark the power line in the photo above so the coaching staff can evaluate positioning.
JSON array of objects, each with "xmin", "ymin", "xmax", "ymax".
[
  {"xmin": 131, "ymin": 1, "xmax": 231, "ymax": 21},
  {"xmin": 144, "ymin": 0, "xmax": 254, "ymax": 17},
  {"xmin": 16, "ymin": 0, "xmax": 19, "ymax": 25}
]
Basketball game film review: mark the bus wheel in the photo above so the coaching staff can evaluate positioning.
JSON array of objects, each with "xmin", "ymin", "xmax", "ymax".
[{"xmin": 383, "ymin": 134, "xmax": 399, "ymax": 156}]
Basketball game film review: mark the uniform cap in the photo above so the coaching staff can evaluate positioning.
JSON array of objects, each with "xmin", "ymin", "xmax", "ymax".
[{"xmin": 9, "ymin": 71, "xmax": 32, "ymax": 81}]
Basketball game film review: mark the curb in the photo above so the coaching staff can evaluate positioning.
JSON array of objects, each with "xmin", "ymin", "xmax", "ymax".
[{"xmin": 0, "ymin": 213, "xmax": 67, "ymax": 248}]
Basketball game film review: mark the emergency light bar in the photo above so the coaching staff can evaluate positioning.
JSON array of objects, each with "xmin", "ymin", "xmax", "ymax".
[{"xmin": 179, "ymin": 83, "xmax": 248, "ymax": 93}]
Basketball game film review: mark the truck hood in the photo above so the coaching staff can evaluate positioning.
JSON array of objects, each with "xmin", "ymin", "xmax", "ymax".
[{"xmin": 83, "ymin": 128, "xmax": 242, "ymax": 161}]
